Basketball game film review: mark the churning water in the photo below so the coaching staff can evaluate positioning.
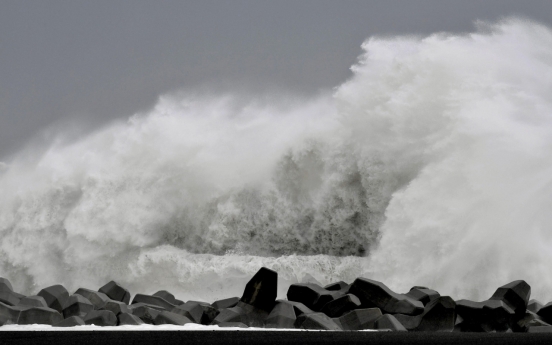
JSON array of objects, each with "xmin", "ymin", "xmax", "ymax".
[{"xmin": 1, "ymin": 19, "xmax": 552, "ymax": 303}]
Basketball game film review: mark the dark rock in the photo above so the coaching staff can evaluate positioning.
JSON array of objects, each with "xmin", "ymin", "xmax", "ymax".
[
  {"xmin": 287, "ymin": 283, "xmax": 336, "ymax": 311},
  {"xmin": 375, "ymin": 314, "xmax": 407, "ymax": 331},
  {"xmin": 406, "ymin": 287, "xmax": 440, "ymax": 306},
  {"xmin": 131, "ymin": 305, "xmax": 161, "ymax": 324},
  {"xmin": 321, "ymin": 293, "xmax": 361, "ymax": 317},
  {"xmin": 335, "ymin": 308, "xmax": 382, "ymax": 330},
  {"xmin": 294, "ymin": 312, "xmax": 342, "ymax": 330},
  {"xmin": 211, "ymin": 302, "xmax": 268, "ymax": 328},
  {"xmin": 37, "ymin": 285, "xmax": 69, "ymax": 313},
  {"xmin": 455, "ymin": 299, "xmax": 514, "ymax": 332},
  {"xmin": 18, "ymin": 296, "xmax": 48, "ymax": 308},
  {"xmin": 240, "ymin": 267, "xmax": 277, "ymax": 312},
  {"xmin": 265, "ymin": 301, "xmax": 296, "ymax": 329},
  {"xmin": 537, "ymin": 302, "xmax": 552, "ymax": 323},
  {"xmin": 516, "ymin": 311, "xmax": 549, "ymax": 332},
  {"xmin": 217, "ymin": 322, "xmax": 249, "ymax": 328},
  {"xmin": 99, "ymin": 281, "xmax": 131, "ymax": 304},
  {"xmin": 0, "ymin": 290, "xmax": 21, "ymax": 306},
  {"xmin": 84, "ymin": 310, "xmax": 118, "ymax": 326},
  {"xmin": 285, "ymin": 300, "xmax": 315, "ymax": 316},
  {"xmin": 199, "ymin": 304, "xmax": 219, "ymax": 325},
  {"xmin": 153, "ymin": 311, "xmax": 192, "ymax": 325},
  {"xmin": 324, "ymin": 281, "xmax": 349, "ymax": 292},
  {"xmin": 62, "ymin": 294, "xmax": 94, "ymax": 319},
  {"xmin": 118, "ymin": 312, "xmax": 144, "ymax": 325},
  {"xmin": 489, "ymin": 280, "xmax": 531, "ymax": 317},
  {"xmin": 101, "ymin": 300, "xmax": 131, "ymax": 316},
  {"xmin": 211, "ymin": 307, "xmax": 242, "ymax": 324},
  {"xmin": 132, "ymin": 294, "xmax": 176, "ymax": 310},
  {"xmin": 73, "ymin": 288, "xmax": 109, "ymax": 309},
  {"xmin": 129, "ymin": 302, "xmax": 166, "ymax": 312},
  {"xmin": 153, "ymin": 290, "xmax": 179, "ymax": 305},
  {"xmin": 395, "ymin": 296, "xmax": 456, "ymax": 332},
  {"xmin": 171, "ymin": 301, "xmax": 204, "ymax": 323},
  {"xmin": 53, "ymin": 316, "xmax": 85, "ymax": 327},
  {"xmin": 349, "ymin": 278, "xmax": 424, "ymax": 315},
  {"xmin": 0, "ymin": 278, "xmax": 13, "ymax": 292},
  {"xmin": 18, "ymin": 306, "xmax": 63, "ymax": 325},
  {"xmin": 0, "ymin": 302, "xmax": 21, "ymax": 325},
  {"xmin": 211, "ymin": 297, "xmax": 239, "ymax": 310},
  {"xmin": 528, "ymin": 299, "xmax": 543, "ymax": 314}
]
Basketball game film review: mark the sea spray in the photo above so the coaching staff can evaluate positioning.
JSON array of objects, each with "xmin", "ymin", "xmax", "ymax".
[{"xmin": 1, "ymin": 18, "xmax": 552, "ymax": 302}]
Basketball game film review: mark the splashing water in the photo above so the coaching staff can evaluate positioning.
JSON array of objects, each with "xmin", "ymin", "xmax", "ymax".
[{"xmin": 1, "ymin": 18, "xmax": 552, "ymax": 302}]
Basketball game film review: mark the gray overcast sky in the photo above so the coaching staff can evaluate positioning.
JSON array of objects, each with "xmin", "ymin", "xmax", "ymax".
[{"xmin": 1, "ymin": 1, "xmax": 552, "ymax": 160}]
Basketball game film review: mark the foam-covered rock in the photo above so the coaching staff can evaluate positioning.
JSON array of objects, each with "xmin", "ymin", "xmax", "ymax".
[
  {"xmin": 295, "ymin": 312, "xmax": 342, "ymax": 330},
  {"xmin": 74, "ymin": 288, "xmax": 109, "ymax": 309},
  {"xmin": 239, "ymin": 267, "xmax": 277, "ymax": 312},
  {"xmin": 154, "ymin": 310, "xmax": 193, "ymax": 325},
  {"xmin": 84, "ymin": 310, "xmax": 118, "ymax": 326},
  {"xmin": 37, "ymin": 285, "xmax": 69, "ymax": 313},
  {"xmin": 118, "ymin": 312, "xmax": 145, "ymax": 325},
  {"xmin": 53, "ymin": 316, "xmax": 85, "ymax": 327},
  {"xmin": 18, "ymin": 296, "xmax": 48, "ymax": 308},
  {"xmin": 349, "ymin": 278, "xmax": 424, "ymax": 315},
  {"xmin": 335, "ymin": 308, "xmax": 382, "ymax": 330},
  {"xmin": 99, "ymin": 281, "xmax": 131, "ymax": 304},
  {"xmin": 18, "ymin": 306, "xmax": 63, "ymax": 325},
  {"xmin": 265, "ymin": 301, "xmax": 296, "ymax": 329},
  {"xmin": 62, "ymin": 294, "xmax": 94, "ymax": 319},
  {"xmin": 321, "ymin": 293, "xmax": 361, "ymax": 317}
]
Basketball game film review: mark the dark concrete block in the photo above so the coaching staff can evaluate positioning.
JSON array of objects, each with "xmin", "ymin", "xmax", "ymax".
[
  {"xmin": 199, "ymin": 304, "xmax": 219, "ymax": 325},
  {"xmin": 153, "ymin": 290, "xmax": 178, "ymax": 305},
  {"xmin": 0, "ymin": 290, "xmax": 21, "ymax": 306},
  {"xmin": 118, "ymin": 312, "xmax": 144, "ymax": 325},
  {"xmin": 375, "ymin": 314, "xmax": 407, "ymax": 331},
  {"xmin": 101, "ymin": 300, "xmax": 131, "ymax": 316},
  {"xmin": 84, "ymin": 310, "xmax": 118, "ymax": 326},
  {"xmin": 516, "ymin": 311, "xmax": 549, "ymax": 332},
  {"xmin": 37, "ymin": 285, "xmax": 69, "ymax": 313},
  {"xmin": 336, "ymin": 308, "xmax": 382, "ymax": 330},
  {"xmin": 537, "ymin": 302, "xmax": 552, "ymax": 323},
  {"xmin": 349, "ymin": 278, "xmax": 424, "ymax": 315},
  {"xmin": 294, "ymin": 312, "xmax": 342, "ymax": 330},
  {"xmin": 171, "ymin": 301, "xmax": 204, "ymax": 323},
  {"xmin": 99, "ymin": 281, "xmax": 131, "ymax": 304},
  {"xmin": 489, "ymin": 280, "xmax": 531, "ymax": 317},
  {"xmin": 406, "ymin": 287, "xmax": 440, "ymax": 306},
  {"xmin": 211, "ymin": 307, "xmax": 242, "ymax": 325},
  {"xmin": 321, "ymin": 293, "xmax": 361, "ymax": 317},
  {"xmin": 53, "ymin": 316, "xmax": 85, "ymax": 327},
  {"xmin": 131, "ymin": 304, "xmax": 162, "ymax": 324},
  {"xmin": 74, "ymin": 288, "xmax": 109, "ymax": 309},
  {"xmin": 0, "ymin": 278, "xmax": 13, "ymax": 293},
  {"xmin": 285, "ymin": 300, "xmax": 315, "ymax": 316},
  {"xmin": 217, "ymin": 322, "xmax": 249, "ymax": 328},
  {"xmin": 287, "ymin": 283, "xmax": 336, "ymax": 311},
  {"xmin": 211, "ymin": 302, "xmax": 268, "ymax": 328},
  {"xmin": 455, "ymin": 299, "xmax": 514, "ymax": 332},
  {"xmin": 153, "ymin": 310, "xmax": 192, "ymax": 325},
  {"xmin": 396, "ymin": 296, "xmax": 456, "ymax": 332},
  {"xmin": 240, "ymin": 267, "xmax": 277, "ymax": 312},
  {"xmin": 324, "ymin": 281, "xmax": 349, "ymax": 292},
  {"xmin": 132, "ymin": 293, "xmax": 176, "ymax": 310},
  {"xmin": 18, "ymin": 296, "xmax": 48, "ymax": 308},
  {"xmin": 265, "ymin": 301, "xmax": 296, "ymax": 329},
  {"xmin": 18, "ymin": 306, "xmax": 63, "ymax": 325},
  {"xmin": 0, "ymin": 302, "xmax": 22, "ymax": 325},
  {"xmin": 62, "ymin": 294, "xmax": 94, "ymax": 319},
  {"xmin": 211, "ymin": 297, "xmax": 239, "ymax": 310},
  {"xmin": 528, "ymin": 299, "xmax": 543, "ymax": 314}
]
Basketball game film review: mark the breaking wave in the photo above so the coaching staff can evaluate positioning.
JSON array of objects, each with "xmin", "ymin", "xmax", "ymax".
[{"xmin": 1, "ymin": 18, "xmax": 552, "ymax": 302}]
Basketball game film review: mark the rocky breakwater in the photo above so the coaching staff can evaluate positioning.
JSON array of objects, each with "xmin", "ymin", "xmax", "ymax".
[{"xmin": 0, "ymin": 268, "xmax": 551, "ymax": 332}]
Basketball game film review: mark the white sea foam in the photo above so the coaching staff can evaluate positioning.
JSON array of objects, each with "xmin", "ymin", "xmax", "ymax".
[{"xmin": 1, "ymin": 18, "xmax": 552, "ymax": 302}]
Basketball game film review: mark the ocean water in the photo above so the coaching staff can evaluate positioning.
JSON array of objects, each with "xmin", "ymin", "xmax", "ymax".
[{"xmin": 1, "ymin": 18, "xmax": 552, "ymax": 303}]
